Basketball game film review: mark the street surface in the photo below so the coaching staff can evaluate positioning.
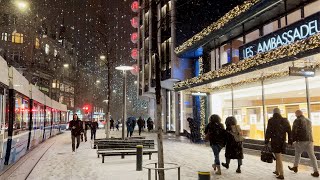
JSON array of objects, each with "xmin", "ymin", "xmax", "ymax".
[{"xmin": 6, "ymin": 129, "xmax": 319, "ymax": 180}]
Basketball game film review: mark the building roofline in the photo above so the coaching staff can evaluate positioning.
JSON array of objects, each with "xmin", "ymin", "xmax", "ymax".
[{"xmin": 174, "ymin": 0, "xmax": 276, "ymax": 55}]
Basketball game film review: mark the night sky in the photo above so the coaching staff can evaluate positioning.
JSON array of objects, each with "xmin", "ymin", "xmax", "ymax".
[{"xmin": 29, "ymin": 0, "xmax": 245, "ymax": 119}]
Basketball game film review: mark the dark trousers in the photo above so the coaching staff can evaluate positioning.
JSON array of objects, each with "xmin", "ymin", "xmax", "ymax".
[
  {"xmin": 138, "ymin": 126, "xmax": 142, "ymax": 135},
  {"xmin": 110, "ymin": 125, "xmax": 114, "ymax": 131},
  {"xmin": 127, "ymin": 131, "xmax": 133, "ymax": 137},
  {"xmin": 81, "ymin": 130, "xmax": 87, "ymax": 142},
  {"xmin": 225, "ymin": 158, "xmax": 242, "ymax": 167},
  {"xmin": 72, "ymin": 135, "xmax": 80, "ymax": 151},
  {"xmin": 91, "ymin": 129, "xmax": 96, "ymax": 140}
]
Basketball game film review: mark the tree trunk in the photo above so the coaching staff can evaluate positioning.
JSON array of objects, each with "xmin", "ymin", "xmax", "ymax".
[
  {"xmin": 105, "ymin": 58, "xmax": 111, "ymax": 138},
  {"xmin": 155, "ymin": 54, "xmax": 165, "ymax": 180}
]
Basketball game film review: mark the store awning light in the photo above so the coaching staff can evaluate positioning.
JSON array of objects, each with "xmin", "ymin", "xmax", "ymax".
[{"xmin": 191, "ymin": 92, "xmax": 207, "ymax": 96}]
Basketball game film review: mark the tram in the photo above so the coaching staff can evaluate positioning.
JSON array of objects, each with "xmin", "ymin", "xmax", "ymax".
[{"xmin": 0, "ymin": 56, "xmax": 67, "ymax": 173}]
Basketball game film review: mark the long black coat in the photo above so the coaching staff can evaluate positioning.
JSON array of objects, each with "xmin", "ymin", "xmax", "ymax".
[
  {"xmin": 265, "ymin": 114, "xmax": 292, "ymax": 153},
  {"xmin": 205, "ymin": 122, "xmax": 226, "ymax": 147},
  {"xmin": 225, "ymin": 127, "xmax": 243, "ymax": 159}
]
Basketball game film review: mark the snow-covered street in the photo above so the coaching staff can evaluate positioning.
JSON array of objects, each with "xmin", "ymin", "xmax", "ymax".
[{"xmin": 8, "ymin": 129, "xmax": 319, "ymax": 180}]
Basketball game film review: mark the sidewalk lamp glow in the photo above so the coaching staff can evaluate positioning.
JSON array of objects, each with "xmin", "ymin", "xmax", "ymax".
[
  {"xmin": 63, "ymin": 64, "xmax": 69, "ymax": 68},
  {"xmin": 116, "ymin": 65, "xmax": 134, "ymax": 139}
]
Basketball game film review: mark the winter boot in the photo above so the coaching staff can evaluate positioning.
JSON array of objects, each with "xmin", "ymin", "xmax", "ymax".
[
  {"xmin": 311, "ymin": 171, "xmax": 319, "ymax": 177},
  {"xmin": 276, "ymin": 175, "xmax": 284, "ymax": 179},
  {"xmin": 236, "ymin": 165, "xmax": 241, "ymax": 173},
  {"xmin": 288, "ymin": 166, "xmax": 298, "ymax": 173},
  {"xmin": 212, "ymin": 164, "xmax": 216, "ymax": 171},
  {"xmin": 221, "ymin": 163, "xmax": 229, "ymax": 169},
  {"xmin": 215, "ymin": 165, "xmax": 222, "ymax": 175}
]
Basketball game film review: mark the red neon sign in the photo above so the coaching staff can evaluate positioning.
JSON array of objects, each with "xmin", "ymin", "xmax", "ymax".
[
  {"xmin": 131, "ymin": 17, "xmax": 139, "ymax": 28},
  {"xmin": 131, "ymin": 1, "xmax": 139, "ymax": 12},
  {"xmin": 131, "ymin": 48, "xmax": 138, "ymax": 60},
  {"xmin": 131, "ymin": 32, "xmax": 138, "ymax": 43}
]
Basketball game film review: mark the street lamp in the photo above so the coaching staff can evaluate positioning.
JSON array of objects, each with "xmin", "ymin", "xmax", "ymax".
[
  {"xmin": 63, "ymin": 63, "xmax": 69, "ymax": 68},
  {"xmin": 15, "ymin": 0, "xmax": 29, "ymax": 11},
  {"xmin": 96, "ymin": 80, "xmax": 101, "ymax": 84},
  {"xmin": 100, "ymin": 55, "xmax": 106, "ymax": 61},
  {"xmin": 116, "ymin": 65, "xmax": 134, "ymax": 140},
  {"xmin": 62, "ymin": 64, "xmax": 69, "ymax": 104}
]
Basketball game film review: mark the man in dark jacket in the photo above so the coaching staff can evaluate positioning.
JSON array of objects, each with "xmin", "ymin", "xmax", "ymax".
[
  {"xmin": 265, "ymin": 108, "xmax": 292, "ymax": 179},
  {"xmin": 69, "ymin": 114, "xmax": 83, "ymax": 152},
  {"xmin": 90, "ymin": 119, "xmax": 98, "ymax": 140},
  {"xmin": 288, "ymin": 110, "xmax": 319, "ymax": 177},
  {"xmin": 137, "ymin": 117, "xmax": 144, "ymax": 135}
]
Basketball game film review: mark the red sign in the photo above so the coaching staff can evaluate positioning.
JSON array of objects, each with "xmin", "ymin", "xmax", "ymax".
[
  {"xmin": 131, "ymin": 1, "xmax": 139, "ymax": 12},
  {"xmin": 131, "ymin": 32, "xmax": 138, "ymax": 44},
  {"xmin": 131, "ymin": 17, "xmax": 139, "ymax": 28},
  {"xmin": 131, "ymin": 48, "xmax": 138, "ymax": 60}
]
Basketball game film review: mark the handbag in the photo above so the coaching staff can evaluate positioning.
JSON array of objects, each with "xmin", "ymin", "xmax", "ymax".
[{"xmin": 261, "ymin": 145, "xmax": 276, "ymax": 163}]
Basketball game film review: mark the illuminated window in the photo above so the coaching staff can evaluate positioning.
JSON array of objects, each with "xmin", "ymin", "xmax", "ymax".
[
  {"xmin": 1, "ymin": 33, "xmax": 8, "ymax": 41},
  {"xmin": 35, "ymin": 38, "xmax": 40, "ymax": 49},
  {"xmin": 45, "ymin": 44, "xmax": 49, "ymax": 54},
  {"xmin": 305, "ymin": 0, "xmax": 320, "ymax": 17},
  {"xmin": 12, "ymin": 32, "xmax": 24, "ymax": 44}
]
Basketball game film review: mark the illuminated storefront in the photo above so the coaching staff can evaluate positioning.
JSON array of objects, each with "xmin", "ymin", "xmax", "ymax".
[{"xmin": 175, "ymin": 0, "xmax": 320, "ymax": 146}]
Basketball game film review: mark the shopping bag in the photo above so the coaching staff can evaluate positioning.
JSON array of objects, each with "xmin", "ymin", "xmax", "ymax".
[{"xmin": 261, "ymin": 145, "xmax": 275, "ymax": 163}]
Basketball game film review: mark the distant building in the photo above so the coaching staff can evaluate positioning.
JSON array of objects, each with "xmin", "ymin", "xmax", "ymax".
[{"xmin": 0, "ymin": 1, "xmax": 76, "ymax": 110}]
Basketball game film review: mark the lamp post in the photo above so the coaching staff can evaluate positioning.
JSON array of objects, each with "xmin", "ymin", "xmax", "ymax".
[
  {"xmin": 116, "ymin": 65, "xmax": 134, "ymax": 140},
  {"xmin": 62, "ymin": 63, "xmax": 69, "ymax": 104}
]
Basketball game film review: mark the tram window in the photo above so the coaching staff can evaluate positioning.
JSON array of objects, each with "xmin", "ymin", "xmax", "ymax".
[
  {"xmin": 14, "ymin": 95, "xmax": 29, "ymax": 135},
  {"xmin": 45, "ymin": 108, "xmax": 52, "ymax": 127}
]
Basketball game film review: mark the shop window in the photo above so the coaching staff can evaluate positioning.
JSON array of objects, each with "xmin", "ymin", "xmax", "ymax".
[
  {"xmin": 210, "ymin": 49, "xmax": 216, "ymax": 71},
  {"xmin": 45, "ymin": 44, "xmax": 50, "ymax": 54},
  {"xmin": 287, "ymin": 9, "xmax": 301, "ymax": 25},
  {"xmin": 12, "ymin": 32, "xmax": 23, "ymax": 44},
  {"xmin": 35, "ymin": 38, "xmax": 40, "ymax": 49},
  {"xmin": 245, "ymin": 29, "xmax": 259, "ymax": 44},
  {"xmin": 263, "ymin": 20, "xmax": 278, "ymax": 35},
  {"xmin": 220, "ymin": 43, "xmax": 231, "ymax": 66},
  {"xmin": 1, "ymin": 32, "xmax": 8, "ymax": 41},
  {"xmin": 304, "ymin": 0, "xmax": 320, "ymax": 17}
]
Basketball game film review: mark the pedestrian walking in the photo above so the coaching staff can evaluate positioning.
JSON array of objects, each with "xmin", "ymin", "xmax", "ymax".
[
  {"xmin": 147, "ymin": 117, "xmax": 153, "ymax": 132},
  {"xmin": 204, "ymin": 114, "xmax": 226, "ymax": 175},
  {"xmin": 69, "ymin": 114, "xmax": 83, "ymax": 153},
  {"xmin": 265, "ymin": 108, "xmax": 292, "ymax": 179},
  {"xmin": 115, "ymin": 119, "xmax": 120, "ymax": 131},
  {"xmin": 90, "ymin": 119, "xmax": 98, "ymax": 140},
  {"xmin": 110, "ymin": 118, "xmax": 115, "ymax": 131},
  {"xmin": 81, "ymin": 120, "xmax": 90, "ymax": 142},
  {"xmin": 221, "ymin": 116, "xmax": 244, "ymax": 173},
  {"xmin": 126, "ymin": 117, "xmax": 135, "ymax": 137},
  {"xmin": 288, "ymin": 110, "xmax": 319, "ymax": 177},
  {"xmin": 137, "ymin": 117, "xmax": 144, "ymax": 135}
]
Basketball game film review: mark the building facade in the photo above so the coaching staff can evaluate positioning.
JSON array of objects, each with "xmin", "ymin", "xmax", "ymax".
[
  {"xmin": 0, "ymin": 1, "xmax": 76, "ymax": 110},
  {"xmin": 175, "ymin": 0, "xmax": 320, "ymax": 147}
]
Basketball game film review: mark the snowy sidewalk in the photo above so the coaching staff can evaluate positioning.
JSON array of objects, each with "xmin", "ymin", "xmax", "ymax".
[{"xmin": 22, "ymin": 129, "xmax": 319, "ymax": 180}]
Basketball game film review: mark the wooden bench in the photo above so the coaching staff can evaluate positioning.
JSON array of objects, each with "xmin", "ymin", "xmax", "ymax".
[
  {"xmin": 93, "ymin": 139, "xmax": 153, "ymax": 149},
  {"xmin": 98, "ymin": 149, "xmax": 158, "ymax": 163},
  {"xmin": 96, "ymin": 139, "xmax": 157, "ymax": 163}
]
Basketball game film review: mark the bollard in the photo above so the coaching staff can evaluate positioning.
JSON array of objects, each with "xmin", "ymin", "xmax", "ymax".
[
  {"xmin": 198, "ymin": 171, "xmax": 210, "ymax": 180},
  {"xmin": 136, "ymin": 145, "xmax": 143, "ymax": 171}
]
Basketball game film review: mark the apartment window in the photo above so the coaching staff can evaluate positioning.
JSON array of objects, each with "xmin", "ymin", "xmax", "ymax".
[
  {"xmin": 304, "ymin": 0, "xmax": 320, "ymax": 17},
  {"xmin": 220, "ymin": 43, "xmax": 231, "ymax": 66},
  {"xmin": 231, "ymin": 37, "xmax": 243, "ymax": 63},
  {"xmin": 54, "ymin": 49, "xmax": 58, "ymax": 57},
  {"xmin": 45, "ymin": 44, "xmax": 50, "ymax": 54},
  {"xmin": 245, "ymin": 30, "xmax": 259, "ymax": 43},
  {"xmin": 1, "ymin": 33, "xmax": 8, "ymax": 41},
  {"xmin": 10, "ymin": 51, "xmax": 23, "ymax": 62},
  {"xmin": 287, "ymin": 9, "xmax": 301, "ymax": 25},
  {"xmin": 263, "ymin": 20, "xmax": 278, "ymax": 35},
  {"xmin": 12, "ymin": 33, "xmax": 23, "ymax": 44},
  {"xmin": 35, "ymin": 38, "xmax": 40, "ymax": 49}
]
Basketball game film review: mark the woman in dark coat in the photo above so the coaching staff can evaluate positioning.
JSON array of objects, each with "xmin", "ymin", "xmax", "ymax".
[
  {"xmin": 221, "ymin": 116, "xmax": 244, "ymax": 173},
  {"xmin": 205, "ymin": 114, "xmax": 226, "ymax": 175}
]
